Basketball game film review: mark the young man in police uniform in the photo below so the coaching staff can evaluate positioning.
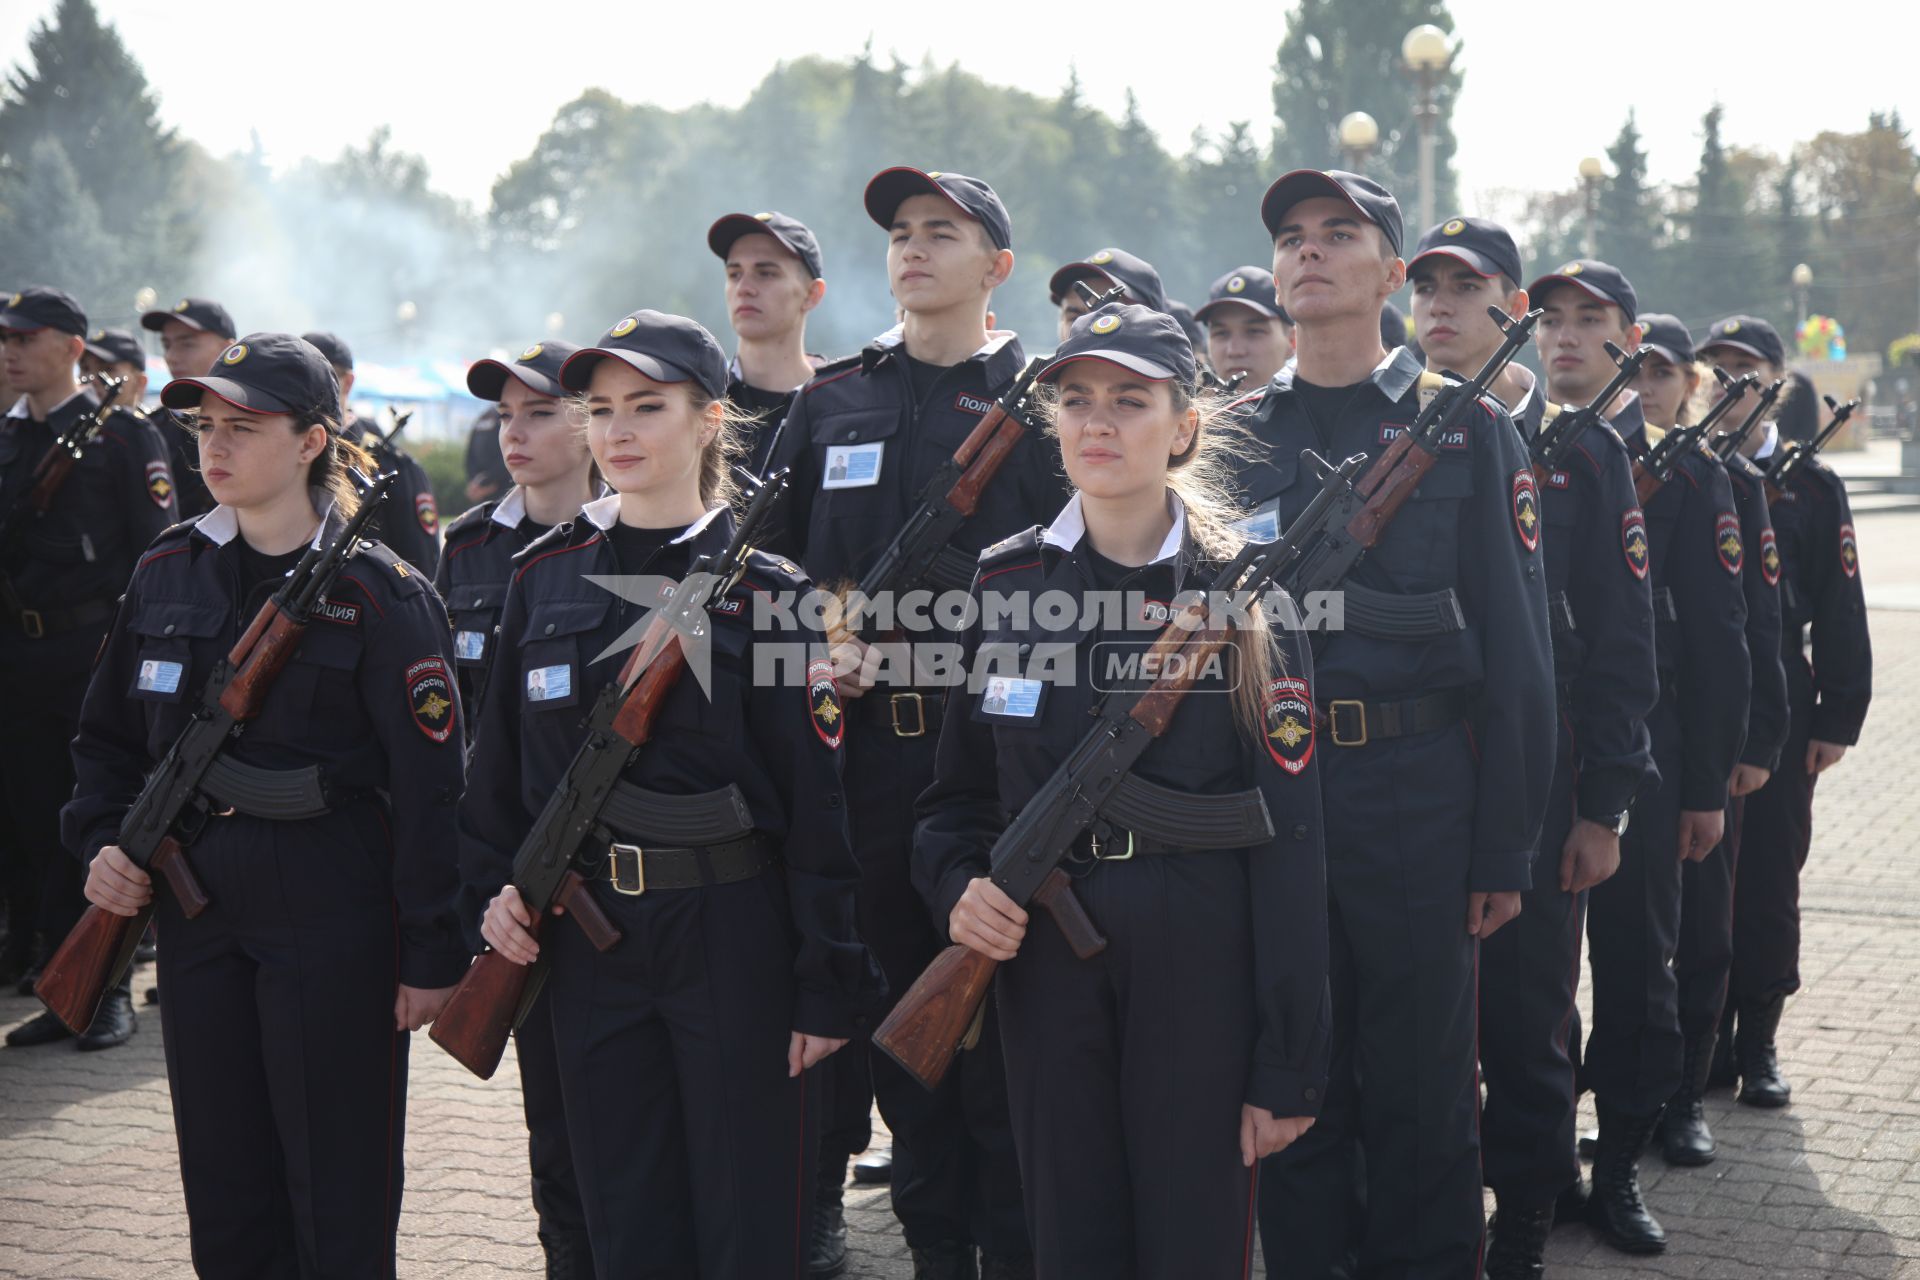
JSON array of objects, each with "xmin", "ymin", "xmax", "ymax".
[
  {"xmin": 302, "ymin": 332, "xmax": 441, "ymax": 577},
  {"xmin": 1047, "ymin": 247, "xmax": 1168, "ymax": 342},
  {"xmin": 1412, "ymin": 221, "xmax": 1659, "ymax": 1276},
  {"xmin": 79, "ymin": 329, "xmax": 151, "ymax": 408},
  {"xmin": 1232, "ymin": 172, "xmax": 1557, "ymax": 1280},
  {"xmin": 768, "ymin": 166, "xmax": 1063, "ymax": 1280},
  {"xmin": 1195, "ymin": 266, "xmax": 1294, "ymax": 393},
  {"xmin": 1529, "ymin": 263, "xmax": 1749, "ymax": 1254},
  {"xmin": 142, "ymin": 296, "xmax": 237, "ymax": 518},
  {"xmin": 1699, "ymin": 315, "xmax": 1871, "ymax": 1113},
  {"xmin": 1, "ymin": 287, "xmax": 178, "ymax": 1050},
  {"xmin": 707, "ymin": 210, "xmax": 829, "ymax": 477}
]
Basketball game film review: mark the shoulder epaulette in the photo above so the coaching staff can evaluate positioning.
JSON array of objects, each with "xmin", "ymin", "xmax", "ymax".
[
  {"xmin": 798, "ymin": 352, "xmax": 863, "ymax": 394},
  {"xmin": 350, "ymin": 538, "xmax": 428, "ymax": 596},
  {"xmin": 510, "ymin": 520, "xmax": 577, "ymax": 565},
  {"xmin": 977, "ymin": 526, "xmax": 1043, "ymax": 568},
  {"xmin": 151, "ymin": 516, "xmax": 200, "ymax": 544},
  {"xmin": 441, "ymin": 501, "xmax": 497, "ymax": 540},
  {"xmin": 742, "ymin": 548, "xmax": 808, "ymax": 586}
]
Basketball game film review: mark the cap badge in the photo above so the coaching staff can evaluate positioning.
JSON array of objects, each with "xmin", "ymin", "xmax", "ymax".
[
  {"xmin": 1226, "ymin": 275, "xmax": 1247, "ymax": 294},
  {"xmin": 221, "ymin": 344, "xmax": 247, "ymax": 365},
  {"xmin": 1561, "ymin": 262, "xmax": 1584, "ymax": 276},
  {"xmin": 91, "ymin": 329, "xmax": 105, "ymax": 340},
  {"xmin": 1091, "ymin": 314, "xmax": 1122, "ymax": 335},
  {"xmin": 611, "ymin": 316, "xmax": 639, "ymax": 338},
  {"xmin": 7, "ymin": 293, "xmax": 19, "ymax": 307},
  {"xmin": 1091, "ymin": 250, "xmax": 1114, "ymax": 265},
  {"xmin": 755, "ymin": 212, "xmax": 774, "ymax": 221},
  {"xmin": 520, "ymin": 343, "xmax": 543, "ymax": 361},
  {"xmin": 1442, "ymin": 219, "xmax": 1466, "ymax": 236},
  {"xmin": 174, "ymin": 299, "xmax": 190, "ymax": 311},
  {"xmin": 1724, "ymin": 320, "xmax": 1741, "ymax": 333},
  {"xmin": 927, "ymin": 171, "xmax": 944, "ymax": 179}
]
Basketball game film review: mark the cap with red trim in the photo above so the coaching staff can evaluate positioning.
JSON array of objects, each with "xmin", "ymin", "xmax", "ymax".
[
  {"xmin": 467, "ymin": 339, "xmax": 581, "ymax": 401},
  {"xmin": 1527, "ymin": 259, "xmax": 1638, "ymax": 324},
  {"xmin": 1037, "ymin": 303, "xmax": 1197, "ymax": 389},
  {"xmin": 1637, "ymin": 314, "xmax": 1696, "ymax": 367},
  {"xmin": 560, "ymin": 310, "xmax": 729, "ymax": 399},
  {"xmin": 302, "ymin": 331, "xmax": 354, "ymax": 371},
  {"xmin": 707, "ymin": 210, "xmax": 824, "ymax": 279},
  {"xmin": 863, "ymin": 167, "xmax": 1013, "ymax": 251},
  {"xmin": 0, "ymin": 286, "xmax": 87, "ymax": 337},
  {"xmin": 1047, "ymin": 247, "xmax": 1168, "ymax": 313},
  {"xmin": 1195, "ymin": 266, "xmax": 1289, "ymax": 324},
  {"xmin": 84, "ymin": 327, "xmax": 146, "ymax": 367},
  {"xmin": 1409, "ymin": 216, "xmax": 1524, "ymax": 288},
  {"xmin": 1700, "ymin": 315, "xmax": 1784, "ymax": 366},
  {"xmin": 1260, "ymin": 168, "xmax": 1403, "ymax": 257},
  {"xmin": 161, "ymin": 332, "xmax": 342, "ymax": 420},
  {"xmin": 140, "ymin": 296, "xmax": 236, "ymax": 340}
]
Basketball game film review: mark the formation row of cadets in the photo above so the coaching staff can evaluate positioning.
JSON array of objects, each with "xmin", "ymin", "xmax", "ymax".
[{"xmin": 13, "ymin": 153, "xmax": 1870, "ymax": 1280}]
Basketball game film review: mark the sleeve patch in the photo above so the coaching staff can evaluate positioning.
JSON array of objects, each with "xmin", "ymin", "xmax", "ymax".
[
  {"xmin": 807, "ymin": 657, "xmax": 844, "ymax": 749},
  {"xmin": 1760, "ymin": 528, "xmax": 1781, "ymax": 587},
  {"xmin": 1622, "ymin": 510, "xmax": 1650, "ymax": 580},
  {"xmin": 1716, "ymin": 511, "xmax": 1743, "ymax": 575},
  {"xmin": 1511, "ymin": 469, "xmax": 1540, "ymax": 552},
  {"xmin": 1839, "ymin": 523, "xmax": 1858, "ymax": 578},
  {"xmin": 1263, "ymin": 677, "xmax": 1315, "ymax": 775},
  {"xmin": 407, "ymin": 657, "xmax": 456, "ymax": 743},
  {"xmin": 145, "ymin": 459, "xmax": 175, "ymax": 508},
  {"xmin": 415, "ymin": 490, "xmax": 440, "ymax": 535}
]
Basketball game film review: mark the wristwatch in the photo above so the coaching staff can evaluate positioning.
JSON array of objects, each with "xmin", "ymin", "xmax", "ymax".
[{"xmin": 1594, "ymin": 810, "xmax": 1630, "ymax": 836}]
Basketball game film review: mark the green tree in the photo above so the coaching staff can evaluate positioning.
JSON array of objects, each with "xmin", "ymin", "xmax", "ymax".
[
  {"xmin": 1798, "ymin": 112, "xmax": 1920, "ymax": 357},
  {"xmin": 0, "ymin": 136, "xmax": 120, "ymax": 306},
  {"xmin": 1269, "ymin": 0, "xmax": 1462, "ymax": 228},
  {"xmin": 1594, "ymin": 112, "xmax": 1665, "ymax": 295}
]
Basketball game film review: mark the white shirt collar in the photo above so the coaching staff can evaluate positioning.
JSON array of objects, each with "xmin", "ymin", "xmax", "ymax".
[
  {"xmin": 579, "ymin": 495, "xmax": 726, "ymax": 544},
  {"xmin": 1754, "ymin": 420, "xmax": 1780, "ymax": 461},
  {"xmin": 196, "ymin": 491, "xmax": 336, "ymax": 550},
  {"xmin": 1507, "ymin": 364, "xmax": 1538, "ymax": 418},
  {"xmin": 1042, "ymin": 490, "xmax": 1187, "ymax": 566},
  {"xmin": 490, "ymin": 485, "xmax": 528, "ymax": 529},
  {"xmin": 873, "ymin": 325, "xmax": 1017, "ymax": 361}
]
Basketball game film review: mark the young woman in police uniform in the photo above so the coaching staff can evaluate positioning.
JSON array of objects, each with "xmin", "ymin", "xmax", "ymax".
[
  {"xmin": 461, "ymin": 309, "xmax": 883, "ymax": 1279},
  {"xmin": 65, "ymin": 332, "xmax": 470, "ymax": 1278},
  {"xmin": 915, "ymin": 303, "xmax": 1331, "ymax": 1278}
]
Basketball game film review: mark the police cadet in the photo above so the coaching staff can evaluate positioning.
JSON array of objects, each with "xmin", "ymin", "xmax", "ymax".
[
  {"xmin": 1697, "ymin": 315, "xmax": 1871, "ymax": 1111},
  {"xmin": 1409, "ymin": 224, "xmax": 1659, "ymax": 1275},
  {"xmin": 80, "ymin": 327, "xmax": 152, "ymax": 407},
  {"xmin": 767, "ymin": 165, "xmax": 1057, "ymax": 1280},
  {"xmin": 141, "ymin": 295, "xmax": 237, "ymax": 518},
  {"xmin": 1048, "ymin": 247, "xmax": 1170, "ymax": 342},
  {"xmin": 1231, "ymin": 173, "xmax": 1556, "ymax": 1279},
  {"xmin": 64, "ymin": 332, "xmax": 467, "ymax": 1276},
  {"xmin": 1530, "ymin": 262, "xmax": 1750, "ymax": 1255},
  {"xmin": 1196, "ymin": 266, "xmax": 1294, "ymax": 393},
  {"xmin": 431, "ymin": 338, "xmax": 595, "ymax": 1275},
  {"xmin": 1, "ymin": 287, "xmax": 179, "ymax": 1050},
  {"xmin": 707, "ymin": 210, "xmax": 829, "ymax": 478},
  {"xmin": 461, "ymin": 309, "xmax": 883, "ymax": 1278},
  {"xmin": 1625, "ymin": 314, "xmax": 1786, "ymax": 1169},
  {"xmin": 301, "ymin": 331, "xmax": 442, "ymax": 577},
  {"xmin": 915, "ymin": 302, "xmax": 1330, "ymax": 1276}
]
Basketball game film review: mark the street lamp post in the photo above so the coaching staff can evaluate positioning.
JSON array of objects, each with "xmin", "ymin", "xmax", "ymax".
[
  {"xmin": 1402, "ymin": 24, "xmax": 1452, "ymax": 235},
  {"xmin": 1792, "ymin": 262, "xmax": 1814, "ymax": 328},
  {"xmin": 1911, "ymin": 172, "xmax": 1920, "ymax": 338},
  {"xmin": 1579, "ymin": 156, "xmax": 1605, "ymax": 258},
  {"xmin": 1339, "ymin": 111, "xmax": 1380, "ymax": 175}
]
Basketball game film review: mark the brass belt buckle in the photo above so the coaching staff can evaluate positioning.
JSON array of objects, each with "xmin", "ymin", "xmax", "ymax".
[
  {"xmin": 890, "ymin": 691, "xmax": 926, "ymax": 738},
  {"xmin": 608, "ymin": 842, "xmax": 646, "ymax": 896},
  {"xmin": 1328, "ymin": 699, "xmax": 1369, "ymax": 747},
  {"xmin": 19, "ymin": 609, "xmax": 43, "ymax": 640}
]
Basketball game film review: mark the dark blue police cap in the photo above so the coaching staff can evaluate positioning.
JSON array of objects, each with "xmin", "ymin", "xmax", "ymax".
[
  {"xmin": 160, "ymin": 332, "xmax": 342, "ymax": 421},
  {"xmin": 863, "ymin": 167, "xmax": 1013, "ymax": 251},
  {"xmin": 1636, "ymin": 313, "xmax": 1696, "ymax": 367},
  {"xmin": 1047, "ymin": 248, "xmax": 1169, "ymax": 314},
  {"xmin": 467, "ymin": 339, "xmax": 582, "ymax": 401},
  {"xmin": 707, "ymin": 210, "xmax": 825, "ymax": 280},
  {"xmin": 1700, "ymin": 315, "xmax": 1785, "ymax": 366},
  {"xmin": 1037, "ymin": 302, "xmax": 1197, "ymax": 390},
  {"xmin": 141, "ymin": 296, "xmax": 236, "ymax": 340},
  {"xmin": 1527, "ymin": 259, "xmax": 1638, "ymax": 324},
  {"xmin": 1261, "ymin": 169, "xmax": 1404, "ymax": 257},
  {"xmin": 302, "ymin": 331, "xmax": 354, "ymax": 371},
  {"xmin": 84, "ymin": 327, "xmax": 147, "ymax": 367},
  {"xmin": 560, "ymin": 311, "xmax": 729, "ymax": 400},
  {"xmin": 1409, "ymin": 216, "xmax": 1525, "ymax": 289},
  {"xmin": 1194, "ymin": 266, "xmax": 1289, "ymax": 324},
  {"xmin": 0, "ymin": 286, "xmax": 87, "ymax": 338}
]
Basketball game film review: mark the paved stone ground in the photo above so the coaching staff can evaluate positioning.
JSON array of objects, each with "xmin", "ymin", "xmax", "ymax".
[{"xmin": 3, "ymin": 514, "xmax": 1919, "ymax": 1278}]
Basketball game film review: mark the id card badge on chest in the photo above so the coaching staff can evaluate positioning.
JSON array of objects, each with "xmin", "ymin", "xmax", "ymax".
[
  {"xmin": 973, "ymin": 675, "xmax": 1047, "ymax": 725},
  {"xmin": 1231, "ymin": 499, "xmax": 1282, "ymax": 545},
  {"xmin": 822, "ymin": 441, "xmax": 884, "ymax": 489}
]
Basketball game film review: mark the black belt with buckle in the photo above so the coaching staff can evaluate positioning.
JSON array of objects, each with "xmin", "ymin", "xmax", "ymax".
[
  {"xmin": 4, "ymin": 596, "xmax": 115, "ymax": 640},
  {"xmin": 1316, "ymin": 684, "xmax": 1480, "ymax": 748},
  {"xmin": 856, "ymin": 689, "xmax": 944, "ymax": 739},
  {"xmin": 602, "ymin": 832, "xmax": 776, "ymax": 896}
]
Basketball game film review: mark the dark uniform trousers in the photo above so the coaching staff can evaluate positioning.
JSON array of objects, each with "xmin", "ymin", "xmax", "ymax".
[
  {"xmin": 154, "ymin": 806, "xmax": 409, "ymax": 1280},
  {"xmin": 1676, "ymin": 797, "xmax": 1742, "ymax": 1041},
  {"xmin": 1478, "ymin": 712, "xmax": 1584, "ymax": 1207},
  {"xmin": 548, "ymin": 872, "xmax": 811, "ymax": 1280},
  {"xmin": 846, "ymin": 708, "xmax": 1027, "ymax": 1256},
  {"xmin": 1730, "ymin": 661, "xmax": 1818, "ymax": 1006},
  {"xmin": 997, "ymin": 853, "xmax": 1259, "ymax": 1279},
  {"xmin": 0, "ymin": 654, "xmax": 94, "ymax": 954},
  {"xmin": 1262, "ymin": 722, "xmax": 1482, "ymax": 1280},
  {"xmin": 514, "ymin": 984, "xmax": 584, "ymax": 1254}
]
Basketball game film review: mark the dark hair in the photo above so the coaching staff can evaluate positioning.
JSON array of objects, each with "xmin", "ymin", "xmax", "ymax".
[{"xmin": 296, "ymin": 413, "xmax": 375, "ymax": 517}]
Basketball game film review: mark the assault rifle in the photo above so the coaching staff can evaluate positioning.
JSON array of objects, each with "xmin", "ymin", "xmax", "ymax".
[
  {"xmin": 0, "ymin": 375, "xmax": 128, "ymax": 549},
  {"xmin": 1764, "ymin": 395, "xmax": 1860, "ymax": 503},
  {"xmin": 1630, "ymin": 369, "xmax": 1760, "ymax": 503},
  {"xmin": 1708, "ymin": 377, "xmax": 1785, "ymax": 464},
  {"xmin": 1529, "ymin": 342, "xmax": 1648, "ymax": 479}
]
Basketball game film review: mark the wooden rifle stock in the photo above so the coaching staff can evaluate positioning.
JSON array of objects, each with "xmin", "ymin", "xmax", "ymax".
[
  {"xmin": 34, "ymin": 838, "xmax": 206, "ymax": 1032},
  {"xmin": 873, "ymin": 943, "xmax": 1000, "ymax": 1091},
  {"xmin": 943, "ymin": 402, "xmax": 1031, "ymax": 515},
  {"xmin": 428, "ymin": 934, "xmax": 538, "ymax": 1079},
  {"xmin": 219, "ymin": 607, "xmax": 308, "ymax": 720},
  {"xmin": 1345, "ymin": 430, "xmax": 1434, "ymax": 549}
]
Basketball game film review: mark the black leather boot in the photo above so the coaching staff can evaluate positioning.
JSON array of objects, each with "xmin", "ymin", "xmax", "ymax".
[
  {"xmin": 76, "ymin": 985, "xmax": 138, "ymax": 1051},
  {"xmin": 1659, "ymin": 1031, "xmax": 1719, "ymax": 1165},
  {"xmin": 538, "ymin": 1231, "xmax": 593, "ymax": 1280},
  {"xmin": 1735, "ymin": 993, "xmax": 1791, "ymax": 1108},
  {"xmin": 910, "ymin": 1240, "xmax": 978, "ymax": 1280},
  {"xmin": 5, "ymin": 1008, "xmax": 74, "ymax": 1047},
  {"xmin": 1553, "ymin": 1174, "xmax": 1589, "ymax": 1227},
  {"xmin": 1485, "ymin": 1200, "xmax": 1555, "ymax": 1279},
  {"xmin": 852, "ymin": 1149, "xmax": 892, "ymax": 1184},
  {"xmin": 1586, "ymin": 1102, "xmax": 1667, "ymax": 1254},
  {"xmin": 809, "ymin": 1158, "xmax": 849, "ymax": 1279}
]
